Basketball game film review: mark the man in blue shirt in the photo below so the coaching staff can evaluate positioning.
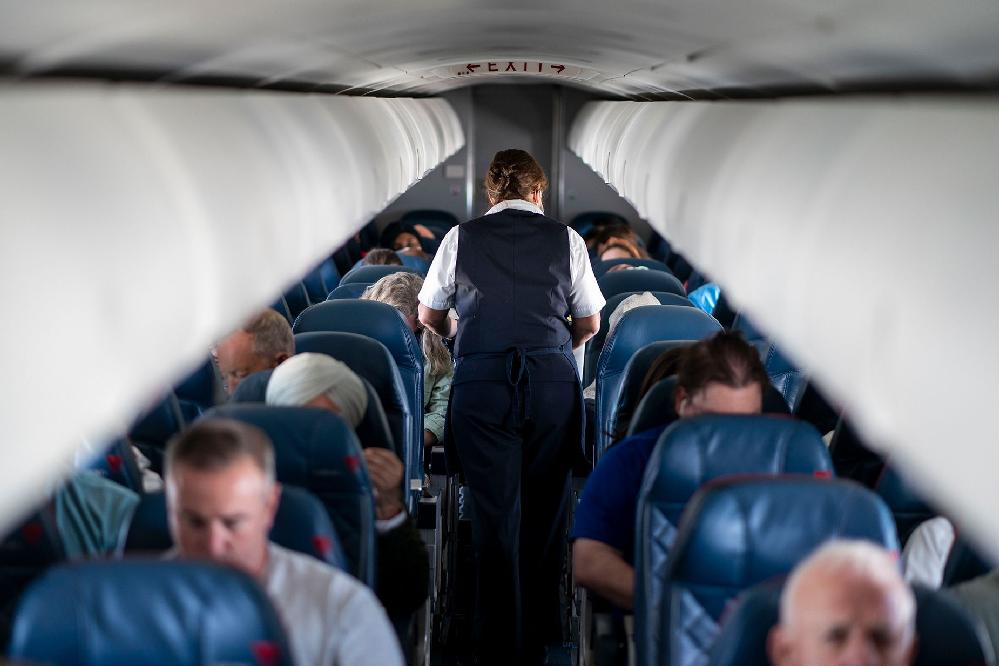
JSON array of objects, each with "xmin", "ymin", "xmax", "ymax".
[{"xmin": 572, "ymin": 331, "xmax": 768, "ymax": 609}]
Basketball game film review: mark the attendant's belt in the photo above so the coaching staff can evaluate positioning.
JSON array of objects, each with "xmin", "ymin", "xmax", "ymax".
[{"xmin": 461, "ymin": 342, "xmax": 574, "ymax": 425}]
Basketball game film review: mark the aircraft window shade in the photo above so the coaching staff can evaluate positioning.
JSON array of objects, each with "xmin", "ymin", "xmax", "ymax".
[
  {"xmin": 635, "ymin": 477, "xmax": 897, "ymax": 666},
  {"xmin": 597, "ymin": 269, "xmax": 686, "ymax": 300},
  {"xmin": 708, "ymin": 582, "xmax": 994, "ymax": 666},
  {"xmin": 205, "ymin": 405, "xmax": 376, "ymax": 586},
  {"xmin": 584, "ymin": 290, "xmax": 693, "ymax": 387},
  {"xmin": 594, "ymin": 305, "xmax": 722, "ymax": 460},
  {"xmin": 8, "ymin": 560, "xmax": 293, "ymax": 666},
  {"xmin": 292, "ymin": 300, "xmax": 424, "ymax": 510},
  {"xmin": 593, "ymin": 258, "xmax": 672, "ymax": 279},
  {"xmin": 875, "ymin": 466, "xmax": 937, "ymax": 546},
  {"xmin": 340, "ymin": 264, "xmax": 421, "ymax": 286},
  {"xmin": 125, "ymin": 489, "xmax": 347, "ymax": 571}
]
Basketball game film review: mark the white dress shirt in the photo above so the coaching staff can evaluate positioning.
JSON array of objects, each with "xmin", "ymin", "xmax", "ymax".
[
  {"xmin": 264, "ymin": 543, "xmax": 403, "ymax": 666},
  {"xmin": 418, "ymin": 199, "xmax": 606, "ymax": 320}
]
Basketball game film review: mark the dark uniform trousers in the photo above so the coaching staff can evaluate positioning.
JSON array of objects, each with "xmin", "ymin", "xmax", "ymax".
[{"xmin": 451, "ymin": 373, "xmax": 580, "ymax": 665}]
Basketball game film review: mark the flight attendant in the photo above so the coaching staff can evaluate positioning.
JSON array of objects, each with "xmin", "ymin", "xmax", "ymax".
[{"xmin": 418, "ymin": 149, "xmax": 604, "ymax": 664}]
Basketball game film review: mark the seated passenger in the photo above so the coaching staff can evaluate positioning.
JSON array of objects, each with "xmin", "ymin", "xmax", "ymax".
[
  {"xmin": 213, "ymin": 309, "xmax": 294, "ymax": 395},
  {"xmin": 947, "ymin": 568, "xmax": 999, "ymax": 656},
  {"xmin": 361, "ymin": 272, "xmax": 454, "ymax": 449},
  {"xmin": 572, "ymin": 331, "xmax": 766, "ymax": 610},
  {"xmin": 54, "ymin": 470, "xmax": 139, "ymax": 558},
  {"xmin": 582, "ymin": 291, "xmax": 660, "ymax": 401},
  {"xmin": 265, "ymin": 353, "xmax": 430, "ymax": 620},
  {"xmin": 164, "ymin": 419, "xmax": 403, "ymax": 666},
  {"xmin": 769, "ymin": 540, "xmax": 917, "ymax": 666},
  {"xmin": 363, "ymin": 248, "xmax": 403, "ymax": 266}
]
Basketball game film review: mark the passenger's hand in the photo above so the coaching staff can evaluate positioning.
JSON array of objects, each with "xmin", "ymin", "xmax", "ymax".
[
  {"xmin": 412, "ymin": 224, "xmax": 435, "ymax": 239},
  {"xmin": 364, "ymin": 448, "xmax": 405, "ymax": 520}
]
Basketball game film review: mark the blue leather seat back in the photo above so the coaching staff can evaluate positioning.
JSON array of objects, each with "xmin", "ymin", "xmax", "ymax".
[
  {"xmin": 270, "ymin": 297, "xmax": 293, "ymax": 325},
  {"xmin": 326, "ymin": 283, "xmax": 370, "ymax": 300},
  {"xmin": 583, "ymin": 291, "xmax": 693, "ymax": 386},
  {"xmin": 636, "ymin": 477, "xmax": 897, "ymax": 666},
  {"xmin": 340, "ymin": 264, "xmax": 419, "ymax": 286},
  {"xmin": 398, "ymin": 253, "xmax": 430, "ymax": 272},
  {"xmin": 593, "ymin": 258, "xmax": 672, "ymax": 278},
  {"xmin": 124, "ymin": 488, "xmax": 347, "ymax": 570},
  {"xmin": 88, "ymin": 439, "xmax": 144, "ymax": 493},
  {"xmin": 293, "ymin": 300, "xmax": 424, "ymax": 506},
  {"xmin": 129, "ymin": 393, "xmax": 186, "ymax": 450},
  {"xmin": 283, "ymin": 282, "xmax": 312, "ymax": 320},
  {"xmin": 9, "ymin": 560, "xmax": 293, "ymax": 666},
  {"xmin": 607, "ymin": 340, "xmax": 693, "ymax": 443},
  {"xmin": 228, "ymin": 367, "xmax": 398, "ymax": 463},
  {"xmin": 626, "ymin": 376, "xmax": 793, "ymax": 437},
  {"xmin": 875, "ymin": 466, "xmax": 936, "ymax": 545},
  {"xmin": 708, "ymin": 581, "xmax": 994, "ymax": 666},
  {"xmin": 303, "ymin": 257, "xmax": 341, "ymax": 302},
  {"xmin": 597, "ymin": 269, "xmax": 686, "ymax": 300},
  {"xmin": 293, "ymin": 332, "xmax": 408, "ymax": 457},
  {"xmin": 0, "ymin": 508, "xmax": 63, "ymax": 641},
  {"xmin": 639, "ymin": 415, "xmax": 833, "ymax": 553},
  {"xmin": 943, "ymin": 536, "xmax": 994, "ymax": 587},
  {"xmin": 174, "ymin": 359, "xmax": 217, "ymax": 418},
  {"xmin": 750, "ymin": 340, "xmax": 807, "ymax": 411},
  {"xmin": 205, "ymin": 405, "xmax": 375, "ymax": 585},
  {"xmin": 594, "ymin": 305, "xmax": 721, "ymax": 459}
]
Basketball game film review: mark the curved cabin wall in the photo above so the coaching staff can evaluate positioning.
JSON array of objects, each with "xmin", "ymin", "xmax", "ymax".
[
  {"xmin": 569, "ymin": 97, "xmax": 999, "ymax": 557},
  {"xmin": 0, "ymin": 85, "xmax": 463, "ymax": 529}
]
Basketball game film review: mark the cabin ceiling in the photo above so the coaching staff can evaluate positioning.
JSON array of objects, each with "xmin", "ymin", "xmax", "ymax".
[{"xmin": 2, "ymin": 0, "xmax": 998, "ymax": 98}]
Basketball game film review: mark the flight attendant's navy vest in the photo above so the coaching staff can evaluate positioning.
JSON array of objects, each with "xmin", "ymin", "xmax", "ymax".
[{"xmin": 454, "ymin": 209, "xmax": 573, "ymax": 358}]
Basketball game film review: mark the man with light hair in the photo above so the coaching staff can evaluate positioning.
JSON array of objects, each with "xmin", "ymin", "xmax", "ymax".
[
  {"xmin": 165, "ymin": 418, "xmax": 403, "ymax": 666},
  {"xmin": 768, "ymin": 539, "xmax": 917, "ymax": 666},
  {"xmin": 213, "ymin": 309, "xmax": 294, "ymax": 395}
]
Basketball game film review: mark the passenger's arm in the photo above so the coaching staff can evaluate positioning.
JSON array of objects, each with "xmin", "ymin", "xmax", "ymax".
[
  {"xmin": 571, "ymin": 313, "xmax": 600, "ymax": 350},
  {"xmin": 419, "ymin": 304, "xmax": 457, "ymax": 339},
  {"xmin": 423, "ymin": 372, "xmax": 451, "ymax": 446},
  {"xmin": 573, "ymin": 538, "xmax": 635, "ymax": 610}
]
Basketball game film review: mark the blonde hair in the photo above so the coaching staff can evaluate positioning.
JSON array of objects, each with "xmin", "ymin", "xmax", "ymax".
[{"xmin": 362, "ymin": 273, "xmax": 453, "ymax": 378}]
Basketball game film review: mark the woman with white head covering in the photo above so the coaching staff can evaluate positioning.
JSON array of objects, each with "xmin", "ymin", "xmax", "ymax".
[
  {"xmin": 265, "ymin": 352, "xmax": 368, "ymax": 428},
  {"xmin": 265, "ymin": 352, "xmax": 430, "ymax": 622},
  {"xmin": 582, "ymin": 291, "xmax": 662, "ymax": 400}
]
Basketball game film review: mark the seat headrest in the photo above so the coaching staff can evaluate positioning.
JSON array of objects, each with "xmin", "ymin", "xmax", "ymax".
[
  {"xmin": 303, "ymin": 258, "xmax": 340, "ymax": 302},
  {"xmin": 641, "ymin": 415, "xmax": 833, "ymax": 541},
  {"xmin": 708, "ymin": 581, "xmax": 994, "ymax": 666},
  {"xmin": 125, "ymin": 488, "xmax": 346, "ymax": 570},
  {"xmin": 9, "ymin": 560, "xmax": 293, "ymax": 665},
  {"xmin": 875, "ymin": 466, "xmax": 936, "ymax": 544},
  {"xmin": 593, "ymin": 258, "xmax": 672, "ymax": 278},
  {"xmin": 594, "ymin": 306, "xmax": 721, "ymax": 457},
  {"xmin": 666, "ymin": 477, "xmax": 897, "ymax": 591},
  {"xmin": 128, "ymin": 393, "xmax": 185, "ymax": 448},
  {"xmin": 636, "ymin": 477, "xmax": 897, "ymax": 666},
  {"xmin": 229, "ymin": 369, "xmax": 273, "ymax": 402},
  {"xmin": 204, "ymin": 404, "xmax": 374, "ymax": 584},
  {"xmin": 609, "ymin": 340, "xmax": 693, "ymax": 439},
  {"xmin": 174, "ymin": 359, "xmax": 216, "ymax": 410},
  {"xmin": 597, "ymin": 268, "xmax": 686, "ymax": 299},
  {"xmin": 326, "ymin": 283, "xmax": 370, "ymax": 300},
  {"xmin": 292, "ymin": 300, "xmax": 424, "ymax": 509},
  {"xmin": 626, "ymin": 377, "xmax": 791, "ymax": 437},
  {"xmin": 339, "ymin": 264, "xmax": 419, "ymax": 286}
]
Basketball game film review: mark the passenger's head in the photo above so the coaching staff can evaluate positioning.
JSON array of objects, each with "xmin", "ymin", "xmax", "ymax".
[
  {"xmin": 213, "ymin": 309, "xmax": 294, "ymax": 395},
  {"xmin": 640, "ymin": 331, "xmax": 767, "ymax": 417},
  {"xmin": 362, "ymin": 273, "xmax": 452, "ymax": 378},
  {"xmin": 769, "ymin": 540, "xmax": 916, "ymax": 666},
  {"xmin": 485, "ymin": 149, "xmax": 548, "ymax": 206},
  {"xmin": 364, "ymin": 248, "xmax": 403, "ymax": 266},
  {"xmin": 600, "ymin": 241, "xmax": 642, "ymax": 261},
  {"xmin": 393, "ymin": 232, "xmax": 422, "ymax": 252},
  {"xmin": 265, "ymin": 353, "xmax": 368, "ymax": 428},
  {"xmin": 165, "ymin": 418, "xmax": 279, "ymax": 578}
]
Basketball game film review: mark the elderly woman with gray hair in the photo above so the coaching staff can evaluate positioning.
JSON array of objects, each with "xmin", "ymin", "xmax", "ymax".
[{"xmin": 265, "ymin": 352, "xmax": 429, "ymax": 625}]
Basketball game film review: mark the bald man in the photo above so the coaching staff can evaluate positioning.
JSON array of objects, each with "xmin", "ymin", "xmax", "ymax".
[{"xmin": 769, "ymin": 540, "xmax": 917, "ymax": 666}]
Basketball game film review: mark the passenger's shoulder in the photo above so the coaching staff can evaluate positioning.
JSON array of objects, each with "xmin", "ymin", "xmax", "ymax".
[{"xmin": 268, "ymin": 543, "xmax": 357, "ymax": 592}]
